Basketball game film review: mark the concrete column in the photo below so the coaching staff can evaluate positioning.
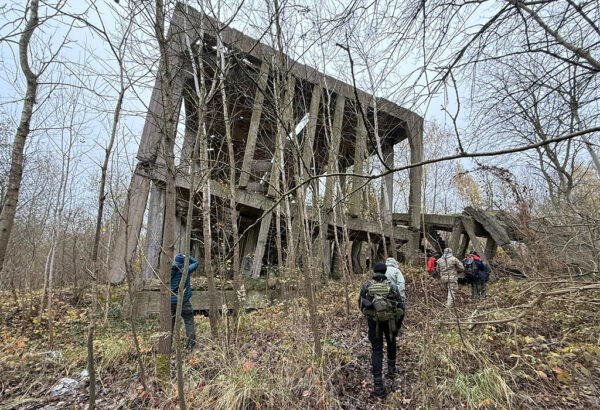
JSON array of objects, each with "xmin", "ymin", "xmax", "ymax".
[
  {"xmin": 267, "ymin": 76, "xmax": 296, "ymax": 198},
  {"xmin": 240, "ymin": 222, "xmax": 261, "ymax": 277},
  {"xmin": 381, "ymin": 143, "xmax": 394, "ymax": 212},
  {"xmin": 461, "ymin": 217, "xmax": 486, "ymax": 257},
  {"xmin": 448, "ymin": 218, "xmax": 464, "ymax": 252},
  {"xmin": 142, "ymin": 183, "xmax": 165, "ymax": 280},
  {"xmin": 239, "ymin": 61, "xmax": 270, "ymax": 189},
  {"xmin": 350, "ymin": 113, "xmax": 367, "ymax": 217},
  {"xmin": 485, "ymin": 237, "xmax": 497, "ymax": 260},
  {"xmin": 351, "ymin": 241, "xmax": 363, "ymax": 274},
  {"xmin": 108, "ymin": 170, "xmax": 150, "ymax": 284},
  {"xmin": 407, "ymin": 118, "xmax": 424, "ymax": 259},
  {"xmin": 458, "ymin": 234, "xmax": 470, "ymax": 259},
  {"xmin": 251, "ymin": 212, "xmax": 273, "ymax": 278}
]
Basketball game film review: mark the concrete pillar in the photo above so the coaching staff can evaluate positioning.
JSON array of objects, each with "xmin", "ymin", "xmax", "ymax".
[
  {"xmin": 485, "ymin": 237, "xmax": 497, "ymax": 260},
  {"xmin": 239, "ymin": 61, "xmax": 270, "ymax": 189},
  {"xmin": 458, "ymin": 234, "xmax": 470, "ymax": 259},
  {"xmin": 448, "ymin": 218, "xmax": 463, "ymax": 252},
  {"xmin": 240, "ymin": 222, "xmax": 261, "ymax": 277},
  {"xmin": 351, "ymin": 241, "xmax": 363, "ymax": 274},
  {"xmin": 251, "ymin": 212, "xmax": 273, "ymax": 278},
  {"xmin": 381, "ymin": 143, "xmax": 394, "ymax": 212},
  {"xmin": 108, "ymin": 170, "xmax": 150, "ymax": 284},
  {"xmin": 350, "ymin": 113, "xmax": 367, "ymax": 217},
  {"xmin": 407, "ymin": 118, "xmax": 424, "ymax": 259},
  {"xmin": 142, "ymin": 183, "xmax": 165, "ymax": 280}
]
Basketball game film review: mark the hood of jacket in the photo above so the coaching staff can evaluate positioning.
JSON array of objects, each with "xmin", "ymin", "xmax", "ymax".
[{"xmin": 386, "ymin": 257, "xmax": 399, "ymax": 269}]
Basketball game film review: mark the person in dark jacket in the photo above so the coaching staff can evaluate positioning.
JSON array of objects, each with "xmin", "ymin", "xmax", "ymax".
[
  {"xmin": 463, "ymin": 251, "xmax": 486, "ymax": 300},
  {"xmin": 171, "ymin": 253, "xmax": 199, "ymax": 349},
  {"xmin": 358, "ymin": 262, "xmax": 405, "ymax": 398}
]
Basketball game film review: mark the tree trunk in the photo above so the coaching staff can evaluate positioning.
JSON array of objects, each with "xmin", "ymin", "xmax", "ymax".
[
  {"xmin": 87, "ymin": 82, "xmax": 124, "ymax": 410},
  {"xmin": 0, "ymin": 0, "xmax": 39, "ymax": 274}
]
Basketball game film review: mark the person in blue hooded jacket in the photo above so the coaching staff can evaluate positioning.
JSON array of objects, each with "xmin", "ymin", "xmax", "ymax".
[{"xmin": 171, "ymin": 253, "xmax": 199, "ymax": 349}]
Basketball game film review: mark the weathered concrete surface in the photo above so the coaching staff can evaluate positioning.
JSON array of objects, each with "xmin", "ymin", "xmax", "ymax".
[{"xmin": 464, "ymin": 206, "xmax": 518, "ymax": 258}]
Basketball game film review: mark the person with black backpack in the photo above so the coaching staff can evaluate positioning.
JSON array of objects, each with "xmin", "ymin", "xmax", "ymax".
[
  {"xmin": 463, "ymin": 251, "xmax": 490, "ymax": 300},
  {"xmin": 359, "ymin": 262, "xmax": 405, "ymax": 398}
]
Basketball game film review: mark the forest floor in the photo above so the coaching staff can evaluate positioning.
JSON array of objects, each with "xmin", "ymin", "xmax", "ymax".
[{"xmin": 1, "ymin": 267, "xmax": 600, "ymax": 409}]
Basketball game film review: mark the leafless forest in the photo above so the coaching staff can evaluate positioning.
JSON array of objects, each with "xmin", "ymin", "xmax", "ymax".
[{"xmin": 1, "ymin": 0, "xmax": 599, "ymax": 409}]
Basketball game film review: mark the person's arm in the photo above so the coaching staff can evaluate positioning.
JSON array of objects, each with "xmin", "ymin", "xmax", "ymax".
[
  {"xmin": 397, "ymin": 272, "xmax": 406, "ymax": 300},
  {"xmin": 358, "ymin": 282, "xmax": 371, "ymax": 311},
  {"xmin": 188, "ymin": 256, "xmax": 199, "ymax": 273},
  {"xmin": 455, "ymin": 257, "xmax": 464, "ymax": 273},
  {"xmin": 390, "ymin": 283, "xmax": 405, "ymax": 310}
]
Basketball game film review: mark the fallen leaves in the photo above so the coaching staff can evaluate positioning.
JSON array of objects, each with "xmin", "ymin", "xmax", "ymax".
[{"xmin": 242, "ymin": 360, "xmax": 255, "ymax": 373}]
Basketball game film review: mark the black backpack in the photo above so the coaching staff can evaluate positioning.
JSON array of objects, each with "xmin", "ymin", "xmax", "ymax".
[
  {"xmin": 481, "ymin": 261, "xmax": 491, "ymax": 281},
  {"xmin": 463, "ymin": 259, "xmax": 478, "ymax": 282},
  {"xmin": 361, "ymin": 281, "xmax": 404, "ymax": 334}
]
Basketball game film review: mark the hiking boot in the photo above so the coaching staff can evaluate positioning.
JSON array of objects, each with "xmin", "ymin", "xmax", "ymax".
[
  {"xmin": 386, "ymin": 360, "xmax": 396, "ymax": 379},
  {"xmin": 371, "ymin": 377, "xmax": 387, "ymax": 398}
]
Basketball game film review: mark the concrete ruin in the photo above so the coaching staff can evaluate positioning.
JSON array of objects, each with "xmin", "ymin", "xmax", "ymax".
[
  {"xmin": 108, "ymin": 4, "xmax": 520, "ymax": 291},
  {"xmin": 108, "ymin": 4, "xmax": 424, "ymax": 285}
]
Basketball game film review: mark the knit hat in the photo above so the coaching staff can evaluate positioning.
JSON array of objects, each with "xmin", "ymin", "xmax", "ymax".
[
  {"xmin": 175, "ymin": 253, "xmax": 185, "ymax": 264},
  {"xmin": 373, "ymin": 262, "xmax": 387, "ymax": 280}
]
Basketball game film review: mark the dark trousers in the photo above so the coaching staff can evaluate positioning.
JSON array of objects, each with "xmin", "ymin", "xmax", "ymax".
[
  {"xmin": 367, "ymin": 318, "xmax": 398, "ymax": 379},
  {"xmin": 471, "ymin": 280, "xmax": 486, "ymax": 299},
  {"xmin": 171, "ymin": 300, "xmax": 196, "ymax": 348}
]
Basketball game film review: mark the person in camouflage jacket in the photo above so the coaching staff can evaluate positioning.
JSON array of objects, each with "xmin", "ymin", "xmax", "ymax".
[{"xmin": 435, "ymin": 248, "xmax": 464, "ymax": 308}]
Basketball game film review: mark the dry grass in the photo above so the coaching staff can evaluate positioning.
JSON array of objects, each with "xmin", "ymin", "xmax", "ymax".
[{"xmin": 1, "ymin": 267, "xmax": 599, "ymax": 409}]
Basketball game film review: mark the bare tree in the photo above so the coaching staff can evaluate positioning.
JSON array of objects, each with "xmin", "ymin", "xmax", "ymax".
[{"xmin": 0, "ymin": 0, "xmax": 40, "ymax": 273}]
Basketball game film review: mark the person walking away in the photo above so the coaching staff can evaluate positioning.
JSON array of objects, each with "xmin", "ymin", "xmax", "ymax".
[
  {"xmin": 359, "ymin": 262, "xmax": 405, "ymax": 398},
  {"xmin": 171, "ymin": 253, "xmax": 199, "ymax": 349},
  {"xmin": 385, "ymin": 257, "xmax": 405, "ymax": 299},
  {"xmin": 427, "ymin": 253, "xmax": 438, "ymax": 278},
  {"xmin": 464, "ymin": 251, "xmax": 489, "ymax": 299},
  {"xmin": 435, "ymin": 248, "xmax": 464, "ymax": 308},
  {"xmin": 385, "ymin": 257, "xmax": 406, "ymax": 333}
]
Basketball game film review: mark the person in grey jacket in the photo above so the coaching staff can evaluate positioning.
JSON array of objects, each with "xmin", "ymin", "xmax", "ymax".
[{"xmin": 385, "ymin": 257, "xmax": 405, "ymax": 300}]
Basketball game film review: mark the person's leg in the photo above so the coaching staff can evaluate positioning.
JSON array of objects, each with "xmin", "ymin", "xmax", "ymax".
[
  {"xmin": 481, "ymin": 281, "xmax": 487, "ymax": 299},
  {"xmin": 471, "ymin": 281, "xmax": 477, "ymax": 299},
  {"xmin": 384, "ymin": 324, "xmax": 398, "ymax": 378},
  {"xmin": 181, "ymin": 300, "xmax": 196, "ymax": 349},
  {"xmin": 171, "ymin": 303, "xmax": 177, "ymax": 332},
  {"xmin": 367, "ymin": 319, "xmax": 385, "ymax": 397},
  {"xmin": 447, "ymin": 281, "xmax": 457, "ymax": 307}
]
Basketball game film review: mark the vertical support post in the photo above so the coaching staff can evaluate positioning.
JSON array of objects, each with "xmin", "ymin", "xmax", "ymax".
[
  {"xmin": 351, "ymin": 241, "xmax": 363, "ymax": 274},
  {"xmin": 485, "ymin": 237, "xmax": 497, "ymax": 260},
  {"xmin": 174, "ymin": 214, "xmax": 185, "ymax": 254},
  {"xmin": 320, "ymin": 94, "xmax": 345, "ymax": 276},
  {"xmin": 108, "ymin": 170, "xmax": 150, "ymax": 284},
  {"xmin": 142, "ymin": 183, "xmax": 165, "ymax": 280},
  {"xmin": 251, "ymin": 212, "xmax": 273, "ymax": 278},
  {"xmin": 381, "ymin": 143, "xmax": 394, "ymax": 212},
  {"xmin": 458, "ymin": 234, "xmax": 470, "ymax": 259},
  {"xmin": 350, "ymin": 113, "xmax": 367, "ymax": 217},
  {"xmin": 301, "ymin": 83, "xmax": 322, "ymax": 175},
  {"xmin": 240, "ymin": 222, "xmax": 261, "ymax": 277},
  {"xmin": 267, "ymin": 76, "xmax": 296, "ymax": 198},
  {"xmin": 448, "ymin": 217, "xmax": 463, "ymax": 252},
  {"xmin": 180, "ymin": 95, "xmax": 197, "ymax": 166},
  {"xmin": 108, "ymin": 35, "xmax": 186, "ymax": 284},
  {"xmin": 461, "ymin": 217, "xmax": 486, "ymax": 257},
  {"xmin": 239, "ymin": 61, "xmax": 270, "ymax": 188},
  {"xmin": 407, "ymin": 117, "xmax": 424, "ymax": 260},
  {"xmin": 322, "ymin": 94, "xmax": 345, "ymax": 211}
]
